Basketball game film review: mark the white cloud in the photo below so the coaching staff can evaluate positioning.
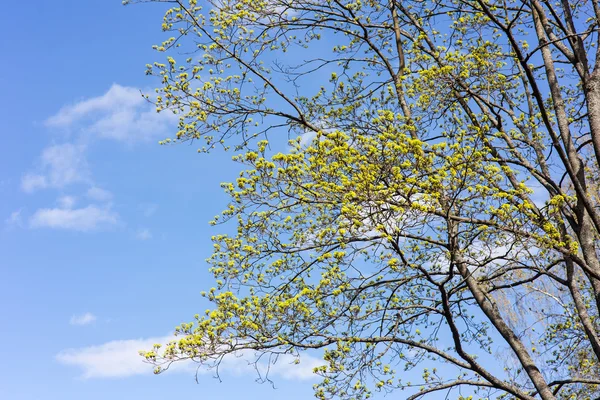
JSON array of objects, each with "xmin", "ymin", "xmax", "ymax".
[
  {"xmin": 21, "ymin": 143, "xmax": 90, "ymax": 193},
  {"xmin": 45, "ymin": 84, "xmax": 177, "ymax": 143},
  {"xmin": 29, "ymin": 204, "xmax": 118, "ymax": 232},
  {"xmin": 56, "ymin": 335, "xmax": 323, "ymax": 380},
  {"xmin": 219, "ymin": 350, "xmax": 323, "ymax": 381},
  {"xmin": 5, "ymin": 209, "xmax": 23, "ymax": 228},
  {"xmin": 299, "ymin": 130, "xmax": 317, "ymax": 147},
  {"xmin": 21, "ymin": 174, "xmax": 48, "ymax": 193},
  {"xmin": 47, "ymin": 84, "xmax": 145, "ymax": 127},
  {"xmin": 86, "ymin": 187, "xmax": 113, "ymax": 202},
  {"xmin": 291, "ymin": 118, "xmax": 333, "ymax": 151},
  {"xmin": 56, "ymin": 335, "xmax": 176, "ymax": 379},
  {"xmin": 58, "ymin": 195, "xmax": 77, "ymax": 209},
  {"xmin": 135, "ymin": 228, "xmax": 152, "ymax": 240},
  {"xmin": 89, "ymin": 107, "xmax": 176, "ymax": 142},
  {"xmin": 70, "ymin": 312, "xmax": 97, "ymax": 326}
]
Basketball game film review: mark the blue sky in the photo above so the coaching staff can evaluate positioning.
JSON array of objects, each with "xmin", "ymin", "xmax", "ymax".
[
  {"xmin": 0, "ymin": 1, "xmax": 321, "ymax": 399},
  {"xmin": 0, "ymin": 2, "xmax": 518, "ymax": 399}
]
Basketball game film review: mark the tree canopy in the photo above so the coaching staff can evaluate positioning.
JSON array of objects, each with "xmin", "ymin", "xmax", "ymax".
[{"xmin": 126, "ymin": 0, "xmax": 600, "ymax": 399}]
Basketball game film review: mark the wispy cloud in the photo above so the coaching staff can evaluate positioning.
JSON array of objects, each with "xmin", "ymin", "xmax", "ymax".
[
  {"xmin": 135, "ymin": 228, "xmax": 152, "ymax": 240},
  {"xmin": 56, "ymin": 335, "xmax": 323, "ymax": 380},
  {"xmin": 21, "ymin": 143, "xmax": 90, "ymax": 193},
  {"xmin": 139, "ymin": 203, "xmax": 158, "ymax": 217},
  {"xmin": 70, "ymin": 312, "xmax": 97, "ymax": 326},
  {"xmin": 219, "ymin": 350, "xmax": 323, "ymax": 380},
  {"xmin": 86, "ymin": 187, "xmax": 113, "ymax": 202},
  {"xmin": 46, "ymin": 84, "xmax": 145, "ymax": 127},
  {"xmin": 57, "ymin": 195, "xmax": 77, "ymax": 209},
  {"xmin": 290, "ymin": 118, "xmax": 333, "ymax": 151},
  {"xmin": 29, "ymin": 204, "xmax": 119, "ymax": 232},
  {"xmin": 299, "ymin": 130, "xmax": 317, "ymax": 147},
  {"xmin": 21, "ymin": 174, "xmax": 47, "ymax": 193},
  {"xmin": 19, "ymin": 83, "xmax": 175, "ymax": 233},
  {"xmin": 56, "ymin": 335, "xmax": 176, "ymax": 379},
  {"xmin": 5, "ymin": 209, "xmax": 24, "ymax": 228},
  {"xmin": 45, "ymin": 84, "xmax": 177, "ymax": 143}
]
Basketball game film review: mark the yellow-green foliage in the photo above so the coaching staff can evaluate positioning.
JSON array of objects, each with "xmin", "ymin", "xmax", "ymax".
[{"xmin": 128, "ymin": 0, "xmax": 600, "ymax": 399}]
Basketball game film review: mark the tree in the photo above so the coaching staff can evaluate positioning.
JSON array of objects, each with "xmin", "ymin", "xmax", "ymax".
[{"xmin": 125, "ymin": 0, "xmax": 600, "ymax": 399}]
